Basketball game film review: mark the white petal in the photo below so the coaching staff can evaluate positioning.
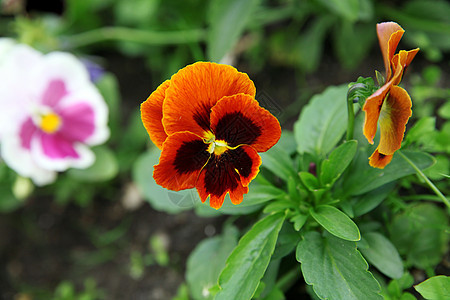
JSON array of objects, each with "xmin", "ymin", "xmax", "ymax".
[
  {"xmin": 1, "ymin": 134, "xmax": 57, "ymax": 186},
  {"xmin": 29, "ymin": 52, "xmax": 91, "ymax": 100},
  {"xmin": 0, "ymin": 44, "xmax": 42, "ymax": 138},
  {"xmin": 0, "ymin": 38, "xmax": 16, "ymax": 64}
]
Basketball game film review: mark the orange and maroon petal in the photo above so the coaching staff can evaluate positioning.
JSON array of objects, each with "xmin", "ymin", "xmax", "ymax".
[
  {"xmin": 391, "ymin": 48, "xmax": 420, "ymax": 85},
  {"xmin": 141, "ymin": 80, "xmax": 170, "ymax": 149},
  {"xmin": 195, "ymin": 156, "xmax": 240, "ymax": 209},
  {"xmin": 228, "ymin": 183, "xmax": 249, "ymax": 206},
  {"xmin": 195, "ymin": 145, "xmax": 261, "ymax": 209},
  {"xmin": 210, "ymin": 93, "xmax": 281, "ymax": 152},
  {"xmin": 198, "ymin": 178, "xmax": 248, "ymax": 210},
  {"xmin": 369, "ymin": 148, "xmax": 394, "ymax": 169},
  {"xmin": 362, "ymin": 81, "xmax": 393, "ymax": 144},
  {"xmin": 234, "ymin": 146, "xmax": 262, "ymax": 187},
  {"xmin": 377, "ymin": 85, "xmax": 412, "ymax": 155},
  {"xmin": 162, "ymin": 62, "xmax": 256, "ymax": 138},
  {"xmin": 376, "ymin": 22, "xmax": 404, "ymax": 80},
  {"xmin": 153, "ymin": 131, "xmax": 210, "ymax": 191}
]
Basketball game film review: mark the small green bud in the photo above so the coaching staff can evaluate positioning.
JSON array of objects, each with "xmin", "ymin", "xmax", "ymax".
[{"xmin": 375, "ymin": 70, "xmax": 385, "ymax": 86}]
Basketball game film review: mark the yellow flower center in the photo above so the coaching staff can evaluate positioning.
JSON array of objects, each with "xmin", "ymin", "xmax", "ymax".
[
  {"xmin": 208, "ymin": 140, "xmax": 229, "ymax": 156},
  {"xmin": 39, "ymin": 112, "xmax": 62, "ymax": 134},
  {"xmin": 204, "ymin": 132, "xmax": 230, "ymax": 156}
]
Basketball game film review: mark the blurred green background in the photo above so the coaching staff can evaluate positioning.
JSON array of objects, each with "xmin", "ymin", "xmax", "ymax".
[{"xmin": 0, "ymin": 0, "xmax": 449, "ymax": 299}]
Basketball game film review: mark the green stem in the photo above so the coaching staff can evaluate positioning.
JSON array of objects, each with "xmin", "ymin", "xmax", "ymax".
[
  {"xmin": 403, "ymin": 194, "xmax": 450, "ymax": 203},
  {"xmin": 398, "ymin": 151, "xmax": 450, "ymax": 209},
  {"xmin": 346, "ymin": 83, "xmax": 368, "ymax": 141},
  {"xmin": 63, "ymin": 27, "xmax": 206, "ymax": 49},
  {"xmin": 346, "ymin": 88, "xmax": 356, "ymax": 141}
]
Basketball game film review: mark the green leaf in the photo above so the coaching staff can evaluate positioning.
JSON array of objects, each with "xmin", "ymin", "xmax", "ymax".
[
  {"xmin": 388, "ymin": 203, "xmax": 449, "ymax": 270},
  {"xmin": 67, "ymin": 146, "xmax": 118, "ymax": 182},
  {"xmin": 299, "ymin": 172, "xmax": 319, "ymax": 191},
  {"xmin": 263, "ymin": 200, "xmax": 294, "ymax": 214},
  {"xmin": 207, "ymin": 0, "xmax": 261, "ymax": 62},
  {"xmin": 272, "ymin": 224, "xmax": 301, "ymax": 260},
  {"xmin": 404, "ymin": 117, "xmax": 436, "ymax": 147},
  {"xmin": 423, "ymin": 154, "xmax": 449, "ymax": 180},
  {"xmin": 287, "ymin": 176, "xmax": 300, "ymax": 200},
  {"xmin": 261, "ymin": 286, "xmax": 284, "ymax": 300},
  {"xmin": 296, "ymin": 232, "xmax": 382, "ymax": 300},
  {"xmin": 117, "ymin": 111, "xmax": 150, "ymax": 172},
  {"xmin": 397, "ymin": 273, "xmax": 415, "ymax": 290},
  {"xmin": 65, "ymin": 0, "xmax": 103, "ymax": 29},
  {"xmin": 438, "ymin": 100, "xmax": 450, "ymax": 119},
  {"xmin": 348, "ymin": 77, "xmax": 377, "ymax": 108},
  {"xmin": 95, "ymin": 73, "xmax": 121, "ymax": 139},
  {"xmin": 290, "ymin": 214, "xmax": 308, "ymax": 231},
  {"xmin": 310, "ymin": 205, "xmax": 360, "ymax": 241},
  {"xmin": 173, "ymin": 283, "xmax": 190, "ymax": 300},
  {"xmin": 95, "ymin": 72, "xmax": 120, "ymax": 115},
  {"xmin": 358, "ymin": 0, "xmax": 374, "ymax": 21},
  {"xmin": 422, "ymin": 65, "xmax": 442, "ymax": 85},
  {"xmin": 260, "ymin": 147, "xmax": 296, "ymax": 182},
  {"xmin": 384, "ymin": 273, "xmax": 415, "ymax": 299},
  {"xmin": 294, "ymin": 85, "xmax": 348, "ymax": 157},
  {"xmin": 114, "ymin": 0, "xmax": 159, "ymax": 27},
  {"xmin": 274, "ymin": 130, "xmax": 297, "ymax": 155},
  {"xmin": 0, "ymin": 182, "xmax": 23, "ymax": 212},
  {"xmin": 334, "ymin": 21, "xmax": 376, "ymax": 69},
  {"xmin": 359, "ymin": 232, "xmax": 403, "ymax": 279},
  {"xmin": 258, "ymin": 259, "xmax": 281, "ymax": 300},
  {"xmin": 353, "ymin": 183, "xmax": 395, "ymax": 217},
  {"xmin": 294, "ymin": 16, "xmax": 334, "ymax": 72},
  {"xmin": 401, "ymin": 293, "xmax": 418, "ymax": 300},
  {"xmin": 414, "ymin": 275, "xmax": 450, "ymax": 300},
  {"xmin": 132, "ymin": 148, "xmax": 192, "ymax": 213},
  {"xmin": 343, "ymin": 150, "xmax": 435, "ymax": 196},
  {"xmin": 215, "ymin": 213, "xmax": 285, "ymax": 300},
  {"xmin": 320, "ymin": 140, "xmax": 358, "ymax": 186},
  {"xmin": 316, "ymin": 0, "xmax": 359, "ymax": 22},
  {"xmin": 240, "ymin": 184, "xmax": 286, "ymax": 206},
  {"xmin": 186, "ymin": 225, "xmax": 239, "ymax": 300}
]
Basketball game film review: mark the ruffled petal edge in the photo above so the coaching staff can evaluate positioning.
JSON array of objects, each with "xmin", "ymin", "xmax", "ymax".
[{"xmin": 141, "ymin": 80, "xmax": 170, "ymax": 149}]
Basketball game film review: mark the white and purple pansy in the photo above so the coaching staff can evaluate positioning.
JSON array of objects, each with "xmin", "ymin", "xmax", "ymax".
[{"xmin": 0, "ymin": 41, "xmax": 109, "ymax": 185}]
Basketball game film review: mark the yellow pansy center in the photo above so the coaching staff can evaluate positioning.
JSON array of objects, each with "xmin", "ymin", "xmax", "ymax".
[
  {"xmin": 39, "ymin": 112, "xmax": 62, "ymax": 134},
  {"xmin": 208, "ymin": 140, "xmax": 229, "ymax": 156},
  {"xmin": 204, "ymin": 132, "xmax": 230, "ymax": 156}
]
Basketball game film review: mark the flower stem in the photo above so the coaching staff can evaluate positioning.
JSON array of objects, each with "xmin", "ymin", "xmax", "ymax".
[
  {"xmin": 346, "ymin": 87, "xmax": 357, "ymax": 141},
  {"xmin": 62, "ymin": 27, "xmax": 206, "ymax": 49},
  {"xmin": 346, "ymin": 83, "xmax": 368, "ymax": 141},
  {"xmin": 398, "ymin": 151, "xmax": 450, "ymax": 209}
]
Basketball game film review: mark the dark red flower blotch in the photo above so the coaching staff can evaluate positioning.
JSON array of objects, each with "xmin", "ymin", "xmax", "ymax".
[{"xmin": 141, "ymin": 62, "xmax": 281, "ymax": 209}]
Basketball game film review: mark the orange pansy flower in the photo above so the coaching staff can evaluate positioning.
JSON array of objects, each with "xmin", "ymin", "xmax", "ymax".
[
  {"xmin": 141, "ymin": 62, "xmax": 281, "ymax": 209},
  {"xmin": 362, "ymin": 22, "xmax": 419, "ymax": 168}
]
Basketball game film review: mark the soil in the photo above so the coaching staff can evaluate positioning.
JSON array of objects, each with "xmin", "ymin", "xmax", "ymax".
[{"xmin": 0, "ymin": 195, "xmax": 225, "ymax": 299}]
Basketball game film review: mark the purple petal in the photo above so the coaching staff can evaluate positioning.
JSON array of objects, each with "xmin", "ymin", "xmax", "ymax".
[
  {"xmin": 59, "ymin": 102, "xmax": 95, "ymax": 143},
  {"xmin": 39, "ymin": 132, "xmax": 79, "ymax": 159},
  {"xmin": 81, "ymin": 59, "xmax": 105, "ymax": 83},
  {"xmin": 42, "ymin": 79, "xmax": 68, "ymax": 107},
  {"xmin": 19, "ymin": 117, "xmax": 37, "ymax": 150}
]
